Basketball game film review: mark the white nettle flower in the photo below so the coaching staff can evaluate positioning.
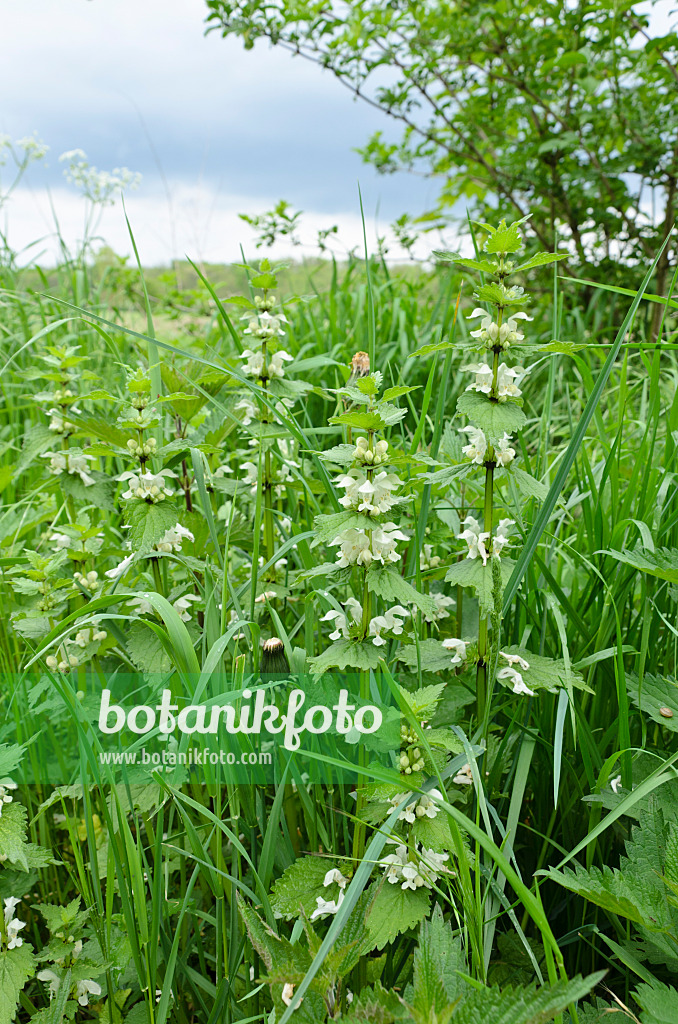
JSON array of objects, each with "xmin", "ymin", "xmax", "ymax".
[
  {"xmin": 380, "ymin": 843, "xmax": 409, "ymax": 884},
  {"xmin": 461, "ymin": 362, "xmax": 494, "ymax": 395},
  {"xmin": 458, "ymin": 516, "xmax": 489, "ymax": 566},
  {"xmin": 50, "ymin": 531, "xmax": 72, "ymax": 551},
  {"xmin": 73, "ymin": 570, "xmax": 99, "ymax": 592},
  {"xmin": 420, "ymin": 544, "xmax": 441, "ymax": 570},
  {"xmin": 421, "ymin": 592, "xmax": 455, "ymax": 623},
  {"xmin": 453, "ymin": 763, "xmax": 474, "ymax": 786},
  {"xmin": 320, "ymin": 597, "xmax": 363, "ymax": 640},
  {"xmin": 492, "ymin": 518, "xmax": 514, "ymax": 558},
  {"xmin": 235, "ymin": 395, "xmax": 258, "ymax": 425},
  {"xmin": 243, "ymin": 311, "xmax": 288, "ymax": 340},
  {"xmin": 240, "ymin": 461, "xmax": 259, "ymax": 491},
  {"xmin": 155, "ymin": 523, "xmax": 195, "ymax": 553},
  {"xmin": 497, "ymin": 665, "xmax": 535, "ymax": 696},
  {"xmin": 118, "ymin": 469, "xmax": 175, "ymax": 502},
  {"xmin": 499, "ymin": 650, "xmax": 530, "ymax": 671},
  {"xmin": 76, "ymin": 978, "xmax": 102, "ymax": 1007},
  {"xmin": 37, "ymin": 969, "xmax": 61, "ymax": 1000},
  {"xmin": 369, "ymin": 605, "xmax": 409, "ymax": 646},
  {"xmin": 495, "ymin": 432, "xmax": 516, "ymax": 466},
  {"xmin": 42, "ymin": 451, "xmax": 96, "ymax": 486},
  {"xmin": 371, "ymin": 524, "xmax": 409, "ymax": 564},
  {"xmin": 357, "ymin": 472, "xmax": 402, "ymax": 515},
  {"xmin": 442, "ymin": 638, "xmax": 468, "ymax": 666},
  {"xmin": 3, "ymin": 897, "xmax": 25, "ymax": 949},
  {"xmin": 0, "ymin": 781, "xmax": 17, "ymax": 817},
  {"xmin": 310, "ymin": 889, "xmax": 345, "ymax": 920},
  {"xmin": 241, "ymin": 349, "xmax": 264, "ymax": 377},
  {"xmin": 610, "ymin": 774, "xmax": 622, "ymax": 794},
  {"xmin": 268, "ymin": 350, "xmax": 294, "ymax": 379},
  {"xmin": 460, "ymin": 425, "xmax": 488, "ymax": 464},
  {"xmin": 468, "ymin": 309, "xmax": 532, "ymax": 350},
  {"xmin": 174, "ymin": 594, "xmax": 201, "ymax": 622},
  {"xmin": 129, "ymin": 596, "xmax": 153, "ymax": 616},
  {"xmin": 496, "ymin": 363, "xmax": 528, "ymax": 401},
  {"xmin": 323, "ymin": 868, "xmax": 350, "ymax": 889},
  {"xmin": 74, "ymin": 620, "xmax": 107, "ymax": 647},
  {"xmin": 281, "ymin": 982, "xmax": 302, "ymax": 1007},
  {"xmin": 389, "ymin": 790, "xmax": 443, "ymax": 823},
  {"xmin": 105, "ymin": 554, "xmax": 135, "ymax": 580}
]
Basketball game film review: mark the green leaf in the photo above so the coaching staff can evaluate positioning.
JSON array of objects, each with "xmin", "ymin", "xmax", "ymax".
[
  {"xmin": 513, "ymin": 253, "xmax": 569, "ymax": 273},
  {"xmin": 398, "ymin": 682, "xmax": 446, "ymax": 720},
  {"xmin": 313, "ymin": 510, "xmax": 378, "ymax": 544},
  {"xmin": 309, "ymin": 640, "xmax": 382, "ymax": 675},
  {"xmin": 509, "ymin": 466, "xmax": 550, "ymax": 502},
  {"xmin": 445, "ymin": 557, "xmax": 514, "ymax": 616},
  {"xmin": 0, "ymin": 803, "xmax": 29, "ymax": 870},
  {"xmin": 456, "ymin": 392, "xmax": 526, "ymax": 435},
  {"xmin": 397, "ymin": 640, "xmax": 459, "ymax": 674},
  {"xmin": 452, "ymin": 972, "xmax": 604, "ymax": 1024},
  {"xmin": 270, "ymin": 856, "xmax": 339, "ymax": 920},
  {"xmin": 0, "ymin": 945, "xmax": 35, "ymax": 1024},
  {"xmin": 409, "ymin": 339, "xmax": 455, "ymax": 359},
  {"xmin": 499, "ymin": 646, "xmax": 589, "ymax": 694},
  {"xmin": 381, "ymin": 385, "xmax": 421, "ymax": 402},
  {"xmin": 602, "ymin": 547, "xmax": 678, "ymax": 584},
  {"xmin": 635, "ymin": 981, "xmax": 678, "ymax": 1024},
  {"xmin": 16, "ymin": 424, "xmax": 56, "ymax": 477},
  {"xmin": 339, "ymin": 982, "xmax": 406, "ymax": 1024},
  {"xmin": 0, "ymin": 746, "xmax": 25, "ymax": 778},
  {"xmin": 126, "ymin": 619, "xmax": 171, "ymax": 674},
  {"xmin": 318, "ymin": 444, "xmax": 358, "ymax": 466},
  {"xmin": 124, "ymin": 500, "xmax": 180, "ymax": 554},
  {"xmin": 411, "ymin": 905, "xmax": 467, "ymax": 1015},
  {"xmin": 629, "ymin": 674, "xmax": 678, "ymax": 731},
  {"xmin": 328, "ymin": 411, "xmax": 385, "ymax": 430},
  {"xmin": 366, "ymin": 566, "xmax": 438, "ymax": 618},
  {"xmin": 365, "ymin": 880, "xmax": 430, "ymax": 951},
  {"xmin": 483, "ymin": 219, "xmax": 524, "ymax": 255}
]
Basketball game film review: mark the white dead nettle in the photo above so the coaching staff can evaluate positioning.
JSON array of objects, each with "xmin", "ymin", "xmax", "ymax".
[
  {"xmin": 499, "ymin": 650, "xmax": 530, "ymax": 671},
  {"xmin": 497, "ymin": 665, "xmax": 535, "ymax": 697},
  {"xmin": 47, "ymin": 405, "xmax": 81, "ymax": 433},
  {"xmin": 242, "ymin": 311, "xmax": 288, "ymax": 341},
  {"xmin": 336, "ymin": 469, "xmax": 402, "ymax": 515},
  {"xmin": 3, "ymin": 897, "xmax": 26, "ymax": 949},
  {"xmin": 458, "ymin": 516, "xmax": 490, "ymax": 566},
  {"xmin": 37, "ymin": 969, "xmax": 61, "ymax": 1000},
  {"xmin": 118, "ymin": 469, "xmax": 175, "ymax": 503},
  {"xmin": 369, "ymin": 605, "xmax": 409, "ymax": 646},
  {"xmin": 282, "ymin": 982, "xmax": 302, "ymax": 1007},
  {"xmin": 129, "ymin": 596, "xmax": 153, "ymax": 616},
  {"xmin": 610, "ymin": 775, "xmax": 622, "ymax": 794},
  {"xmin": 74, "ymin": 619, "xmax": 107, "ymax": 647},
  {"xmin": 173, "ymin": 594, "xmax": 201, "ymax": 622},
  {"xmin": 154, "ymin": 523, "xmax": 195, "ymax": 553},
  {"xmin": 235, "ymin": 395, "xmax": 258, "ymax": 425},
  {"xmin": 462, "ymin": 362, "xmax": 529, "ymax": 401},
  {"xmin": 76, "ymin": 979, "xmax": 102, "ymax": 1007},
  {"xmin": 320, "ymin": 598, "xmax": 363, "ymax": 640},
  {"xmin": 73, "ymin": 570, "xmax": 99, "ymax": 592},
  {"xmin": 492, "ymin": 519, "xmax": 514, "ymax": 558},
  {"xmin": 442, "ymin": 638, "xmax": 468, "ymax": 666},
  {"xmin": 42, "ymin": 451, "xmax": 96, "ymax": 486},
  {"xmin": 321, "ymin": 600, "xmax": 409, "ymax": 646},
  {"xmin": 330, "ymin": 523, "xmax": 408, "ymax": 568},
  {"xmin": 388, "ymin": 789, "xmax": 444, "ymax": 823},
  {"xmin": 323, "ymin": 868, "xmax": 350, "ymax": 889},
  {"xmin": 50, "ymin": 531, "xmax": 72, "ymax": 551},
  {"xmin": 46, "ymin": 645, "xmax": 80, "ymax": 672},
  {"xmin": 495, "ymin": 433, "xmax": 516, "ymax": 466},
  {"xmin": 310, "ymin": 889, "xmax": 346, "ymax": 920},
  {"xmin": 467, "ymin": 308, "xmax": 532, "ymax": 350},
  {"xmin": 354, "ymin": 436, "xmax": 389, "ymax": 466},
  {"xmin": 0, "ymin": 781, "xmax": 17, "ymax": 817},
  {"xmin": 105, "ymin": 553, "xmax": 135, "ymax": 581},
  {"xmin": 380, "ymin": 843, "xmax": 450, "ymax": 890},
  {"xmin": 420, "ymin": 544, "xmax": 441, "ymax": 570},
  {"xmin": 460, "ymin": 425, "xmax": 488, "ymax": 464},
  {"xmin": 399, "ymin": 746, "xmax": 425, "ymax": 774},
  {"xmin": 421, "ymin": 592, "xmax": 455, "ymax": 623},
  {"xmin": 452, "ymin": 763, "xmax": 474, "ymax": 786}
]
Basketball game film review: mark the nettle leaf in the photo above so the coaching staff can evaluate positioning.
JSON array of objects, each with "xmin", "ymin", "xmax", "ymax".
[
  {"xmin": 445, "ymin": 557, "xmax": 514, "ymax": 616},
  {"xmin": 366, "ymin": 566, "xmax": 439, "ymax": 618},
  {"xmin": 409, "ymin": 339, "xmax": 455, "ymax": 360},
  {"xmin": 376, "ymin": 402, "xmax": 408, "ymax": 427},
  {"xmin": 399, "ymin": 682, "xmax": 446, "ymax": 721},
  {"xmin": 543, "ymin": 862, "xmax": 648, "ymax": 926},
  {"xmin": 457, "ymin": 392, "xmax": 526, "ymax": 435},
  {"xmin": 500, "ymin": 646, "xmax": 589, "ymax": 694},
  {"xmin": 365, "ymin": 879, "xmax": 430, "ymax": 951},
  {"xmin": 451, "ymin": 972, "xmax": 603, "ymax": 1024},
  {"xmin": 411, "ymin": 905, "xmax": 467, "ymax": 1014},
  {"xmin": 329, "ymin": 411, "xmax": 386, "ymax": 430},
  {"xmin": 634, "ymin": 980, "xmax": 678, "ymax": 1024},
  {"xmin": 16, "ymin": 423, "xmax": 56, "ymax": 477},
  {"xmin": 0, "ymin": 802, "xmax": 29, "ymax": 869},
  {"xmin": 397, "ymin": 641, "xmax": 458, "ymax": 674},
  {"xmin": 318, "ymin": 444, "xmax": 358, "ymax": 466},
  {"xmin": 629, "ymin": 673, "xmax": 678, "ymax": 731},
  {"xmin": 513, "ymin": 252, "xmax": 569, "ymax": 273},
  {"xmin": 507, "ymin": 466, "xmax": 550, "ymax": 502},
  {"xmin": 0, "ymin": 745, "xmax": 25, "ymax": 778},
  {"xmin": 475, "ymin": 283, "xmax": 530, "ymax": 308},
  {"xmin": 127, "ymin": 620, "xmax": 171, "ymax": 674},
  {"xmin": 0, "ymin": 945, "xmax": 35, "ymax": 1024},
  {"xmin": 270, "ymin": 856, "xmax": 338, "ymax": 920},
  {"xmin": 424, "ymin": 463, "xmax": 474, "ymax": 487},
  {"xmin": 124, "ymin": 500, "xmax": 180, "ymax": 554},
  {"xmin": 309, "ymin": 639, "xmax": 382, "ymax": 675},
  {"xmin": 313, "ymin": 510, "xmax": 377, "ymax": 544},
  {"xmin": 603, "ymin": 546, "xmax": 678, "ymax": 584},
  {"xmin": 61, "ymin": 471, "xmax": 117, "ymax": 512},
  {"xmin": 483, "ymin": 220, "xmax": 524, "ymax": 255},
  {"xmin": 381, "ymin": 385, "xmax": 421, "ymax": 402},
  {"xmin": 341, "ymin": 984, "xmax": 405, "ymax": 1024}
]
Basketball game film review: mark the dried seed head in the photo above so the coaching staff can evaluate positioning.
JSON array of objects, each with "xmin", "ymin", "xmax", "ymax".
[
  {"xmin": 347, "ymin": 351, "xmax": 370, "ymax": 385},
  {"xmin": 660, "ymin": 706, "xmax": 674, "ymax": 718},
  {"xmin": 260, "ymin": 637, "xmax": 290, "ymax": 677}
]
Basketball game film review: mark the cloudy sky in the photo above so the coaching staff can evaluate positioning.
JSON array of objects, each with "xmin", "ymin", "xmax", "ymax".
[{"xmin": 1, "ymin": 0, "xmax": 438, "ymax": 265}]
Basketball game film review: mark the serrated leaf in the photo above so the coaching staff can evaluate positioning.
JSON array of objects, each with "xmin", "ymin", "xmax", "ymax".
[
  {"xmin": 412, "ymin": 905, "xmax": 467, "ymax": 1014},
  {"xmin": 124, "ymin": 501, "xmax": 180, "ymax": 554},
  {"xmin": 629, "ymin": 673, "xmax": 678, "ymax": 731},
  {"xmin": 0, "ymin": 745, "xmax": 25, "ymax": 778},
  {"xmin": 313, "ymin": 510, "xmax": 377, "ymax": 544},
  {"xmin": 509, "ymin": 466, "xmax": 550, "ymax": 502},
  {"xmin": 500, "ymin": 645, "xmax": 589, "ymax": 693},
  {"xmin": 270, "ymin": 856, "xmax": 338, "ymax": 920},
  {"xmin": 16, "ymin": 424, "xmax": 56, "ymax": 477},
  {"xmin": 0, "ymin": 803, "xmax": 29, "ymax": 870},
  {"xmin": 309, "ymin": 640, "xmax": 382, "ymax": 675},
  {"xmin": 602, "ymin": 546, "xmax": 678, "ymax": 584},
  {"xmin": 328, "ymin": 411, "xmax": 386, "ymax": 430},
  {"xmin": 484, "ymin": 220, "xmax": 524, "ymax": 255},
  {"xmin": 409, "ymin": 340, "xmax": 455, "ymax": 359},
  {"xmin": 635, "ymin": 981, "xmax": 678, "ymax": 1024},
  {"xmin": 398, "ymin": 682, "xmax": 446, "ymax": 720},
  {"xmin": 397, "ymin": 641, "xmax": 458, "ymax": 674},
  {"xmin": 457, "ymin": 392, "xmax": 526, "ymax": 435},
  {"xmin": 126, "ymin": 620, "xmax": 171, "ymax": 674},
  {"xmin": 339, "ymin": 981, "xmax": 405, "ymax": 1024},
  {"xmin": 452, "ymin": 972, "xmax": 603, "ymax": 1024},
  {"xmin": 445, "ymin": 557, "xmax": 514, "ymax": 615},
  {"xmin": 381, "ymin": 386, "xmax": 421, "ymax": 402},
  {"xmin": 365, "ymin": 879, "xmax": 430, "ymax": 950},
  {"xmin": 366, "ymin": 566, "xmax": 438, "ymax": 618},
  {"xmin": 318, "ymin": 444, "xmax": 358, "ymax": 466},
  {"xmin": 513, "ymin": 252, "xmax": 569, "ymax": 273},
  {"xmin": 0, "ymin": 945, "xmax": 35, "ymax": 1024}
]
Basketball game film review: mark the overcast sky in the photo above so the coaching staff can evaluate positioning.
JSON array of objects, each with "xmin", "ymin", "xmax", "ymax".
[
  {"xmin": 2, "ymin": 0, "xmax": 672, "ymax": 266},
  {"xmin": 1, "ymin": 0, "xmax": 438, "ymax": 265}
]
